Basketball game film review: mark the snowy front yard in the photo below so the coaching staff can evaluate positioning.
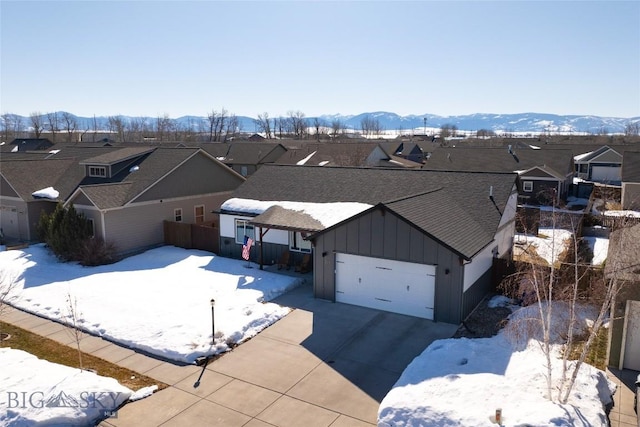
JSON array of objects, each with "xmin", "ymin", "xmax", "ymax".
[
  {"xmin": 378, "ymin": 298, "xmax": 615, "ymax": 427},
  {"xmin": 0, "ymin": 348, "xmax": 136, "ymax": 426},
  {"xmin": 0, "ymin": 245, "xmax": 304, "ymax": 364}
]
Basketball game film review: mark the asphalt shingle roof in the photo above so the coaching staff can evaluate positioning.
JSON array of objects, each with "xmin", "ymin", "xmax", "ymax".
[
  {"xmin": 226, "ymin": 165, "xmax": 517, "ymax": 259},
  {"xmin": 421, "ymin": 146, "xmax": 573, "ymax": 176}
]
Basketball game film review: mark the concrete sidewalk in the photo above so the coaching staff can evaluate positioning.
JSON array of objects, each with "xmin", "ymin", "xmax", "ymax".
[
  {"xmin": 1, "ymin": 283, "xmax": 458, "ymax": 427},
  {"xmin": 608, "ymin": 367, "xmax": 639, "ymax": 427}
]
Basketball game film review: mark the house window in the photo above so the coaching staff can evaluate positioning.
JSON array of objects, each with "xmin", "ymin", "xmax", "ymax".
[
  {"xmin": 289, "ymin": 231, "xmax": 312, "ymax": 253},
  {"xmin": 86, "ymin": 219, "xmax": 95, "ymax": 238},
  {"xmin": 88, "ymin": 166, "xmax": 107, "ymax": 177},
  {"xmin": 240, "ymin": 166, "xmax": 248, "ymax": 177},
  {"xmin": 235, "ymin": 219, "xmax": 255, "ymax": 244},
  {"xmin": 523, "ymin": 181, "xmax": 533, "ymax": 192},
  {"xmin": 174, "ymin": 208, "xmax": 183, "ymax": 222},
  {"xmin": 194, "ymin": 205, "xmax": 205, "ymax": 224}
]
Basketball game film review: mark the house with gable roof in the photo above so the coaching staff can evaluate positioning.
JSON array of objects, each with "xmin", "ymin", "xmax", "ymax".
[
  {"xmin": 65, "ymin": 146, "xmax": 245, "ymax": 255},
  {"xmin": 420, "ymin": 145, "xmax": 574, "ymax": 206},
  {"xmin": 573, "ymin": 145, "xmax": 623, "ymax": 184},
  {"xmin": 218, "ymin": 165, "xmax": 518, "ymax": 324}
]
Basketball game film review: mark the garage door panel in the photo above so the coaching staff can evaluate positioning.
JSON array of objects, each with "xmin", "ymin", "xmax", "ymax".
[
  {"xmin": 591, "ymin": 166, "xmax": 621, "ymax": 182},
  {"xmin": 335, "ymin": 253, "xmax": 435, "ymax": 320}
]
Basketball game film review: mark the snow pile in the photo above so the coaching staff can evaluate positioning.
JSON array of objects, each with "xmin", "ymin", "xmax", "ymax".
[
  {"xmin": 221, "ymin": 197, "xmax": 372, "ymax": 228},
  {"xmin": 0, "ymin": 348, "xmax": 132, "ymax": 426},
  {"xmin": 0, "ymin": 245, "xmax": 303, "ymax": 364},
  {"xmin": 583, "ymin": 236, "xmax": 609, "ymax": 266},
  {"xmin": 378, "ymin": 300, "xmax": 615, "ymax": 427},
  {"xmin": 603, "ymin": 210, "xmax": 640, "ymax": 218},
  {"xmin": 296, "ymin": 150, "xmax": 317, "ymax": 165},
  {"xmin": 514, "ymin": 227, "xmax": 573, "ymax": 265},
  {"xmin": 31, "ymin": 187, "xmax": 59, "ymax": 199}
]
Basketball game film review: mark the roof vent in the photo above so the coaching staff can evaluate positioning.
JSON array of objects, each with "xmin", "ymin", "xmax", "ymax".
[
  {"xmin": 489, "ymin": 185, "xmax": 494, "ymax": 199},
  {"xmin": 508, "ymin": 145, "xmax": 512, "ymax": 154}
]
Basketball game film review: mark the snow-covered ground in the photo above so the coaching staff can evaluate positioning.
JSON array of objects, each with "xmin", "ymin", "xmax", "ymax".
[
  {"xmin": 514, "ymin": 227, "xmax": 573, "ymax": 266},
  {"xmin": 0, "ymin": 348, "xmax": 133, "ymax": 426},
  {"xmin": 0, "ymin": 245, "xmax": 304, "ymax": 364},
  {"xmin": 378, "ymin": 297, "xmax": 615, "ymax": 427},
  {"xmin": 583, "ymin": 236, "xmax": 609, "ymax": 266}
]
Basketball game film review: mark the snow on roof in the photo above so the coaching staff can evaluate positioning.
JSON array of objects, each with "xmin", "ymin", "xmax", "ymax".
[
  {"xmin": 529, "ymin": 144, "xmax": 541, "ymax": 150},
  {"xmin": 296, "ymin": 150, "xmax": 317, "ymax": 165},
  {"xmin": 318, "ymin": 160, "xmax": 330, "ymax": 166},
  {"xmin": 221, "ymin": 197, "xmax": 372, "ymax": 228},
  {"xmin": 573, "ymin": 177, "xmax": 586, "ymax": 184},
  {"xmin": 32, "ymin": 187, "xmax": 59, "ymax": 199},
  {"xmin": 574, "ymin": 150, "xmax": 594, "ymax": 161},
  {"xmin": 603, "ymin": 210, "xmax": 640, "ymax": 218}
]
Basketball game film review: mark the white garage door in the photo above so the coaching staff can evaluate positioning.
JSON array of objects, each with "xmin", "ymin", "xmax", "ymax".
[
  {"xmin": 591, "ymin": 166, "xmax": 621, "ymax": 182},
  {"xmin": 622, "ymin": 300, "xmax": 640, "ymax": 371},
  {"xmin": 335, "ymin": 253, "xmax": 435, "ymax": 319}
]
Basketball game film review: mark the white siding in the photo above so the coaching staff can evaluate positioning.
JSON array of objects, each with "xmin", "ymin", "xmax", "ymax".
[
  {"xmin": 463, "ymin": 243, "xmax": 494, "ymax": 292},
  {"xmin": 220, "ymin": 214, "xmax": 289, "ymax": 245}
]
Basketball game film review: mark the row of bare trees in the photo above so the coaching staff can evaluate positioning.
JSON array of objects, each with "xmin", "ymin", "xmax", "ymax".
[{"xmin": 0, "ymin": 110, "xmax": 244, "ymax": 144}]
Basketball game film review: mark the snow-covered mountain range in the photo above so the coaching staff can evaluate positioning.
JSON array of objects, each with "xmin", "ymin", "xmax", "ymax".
[{"xmin": 8, "ymin": 111, "xmax": 640, "ymax": 134}]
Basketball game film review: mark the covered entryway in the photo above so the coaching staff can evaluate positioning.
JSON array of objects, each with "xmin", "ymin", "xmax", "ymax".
[
  {"xmin": 621, "ymin": 300, "xmax": 640, "ymax": 371},
  {"xmin": 335, "ymin": 253, "xmax": 435, "ymax": 319}
]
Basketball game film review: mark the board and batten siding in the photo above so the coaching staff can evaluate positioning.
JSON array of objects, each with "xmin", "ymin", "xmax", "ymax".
[
  {"xmin": 0, "ymin": 198, "xmax": 28, "ymax": 241},
  {"xmin": 312, "ymin": 208, "xmax": 464, "ymax": 325},
  {"xmin": 622, "ymin": 182, "xmax": 640, "ymax": 210}
]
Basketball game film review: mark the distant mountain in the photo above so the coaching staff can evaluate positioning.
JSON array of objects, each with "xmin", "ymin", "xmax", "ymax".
[{"xmin": 7, "ymin": 111, "xmax": 639, "ymax": 134}]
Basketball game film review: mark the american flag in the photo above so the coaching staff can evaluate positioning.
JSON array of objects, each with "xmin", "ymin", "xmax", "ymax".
[{"xmin": 242, "ymin": 235, "xmax": 253, "ymax": 260}]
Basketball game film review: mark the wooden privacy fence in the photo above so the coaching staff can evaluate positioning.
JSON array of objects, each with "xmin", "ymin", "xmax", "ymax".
[{"xmin": 163, "ymin": 220, "xmax": 219, "ymax": 254}]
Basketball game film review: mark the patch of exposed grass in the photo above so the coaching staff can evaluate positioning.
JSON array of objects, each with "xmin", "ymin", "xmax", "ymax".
[
  {"xmin": 0, "ymin": 321, "xmax": 167, "ymax": 391},
  {"xmin": 566, "ymin": 326, "xmax": 609, "ymax": 371}
]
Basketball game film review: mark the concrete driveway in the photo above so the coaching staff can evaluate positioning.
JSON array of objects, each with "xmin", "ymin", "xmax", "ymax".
[{"xmin": 106, "ymin": 282, "xmax": 458, "ymax": 426}]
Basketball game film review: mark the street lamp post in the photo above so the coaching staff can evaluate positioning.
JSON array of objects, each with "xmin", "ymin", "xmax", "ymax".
[{"xmin": 210, "ymin": 298, "xmax": 215, "ymax": 345}]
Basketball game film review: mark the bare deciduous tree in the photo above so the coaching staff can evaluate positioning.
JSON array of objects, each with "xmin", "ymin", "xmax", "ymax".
[
  {"xmin": 29, "ymin": 112, "xmax": 45, "ymax": 139},
  {"xmin": 46, "ymin": 112, "xmax": 60, "ymax": 143},
  {"xmin": 360, "ymin": 115, "xmax": 383, "ymax": 137},
  {"xmin": 61, "ymin": 112, "xmax": 78, "ymax": 143},
  {"xmin": 331, "ymin": 119, "xmax": 345, "ymax": 139},
  {"xmin": 63, "ymin": 291, "xmax": 85, "ymax": 370},
  {"xmin": 1, "ymin": 113, "xmax": 25, "ymax": 143},
  {"xmin": 107, "ymin": 115, "xmax": 126, "ymax": 142},
  {"xmin": 255, "ymin": 112, "xmax": 272, "ymax": 139},
  {"xmin": 287, "ymin": 110, "xmax": 308, "ymax": 139}
]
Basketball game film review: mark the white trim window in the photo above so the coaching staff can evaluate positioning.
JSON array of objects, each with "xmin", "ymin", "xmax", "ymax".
[
  {"xmin": 289, "ymin": 231, "xmax": 312, "ymax": 253},
  {"xmin": 88, "ymin": 166, "xmax": 107, "ymax": 177},
  {"xmin": 523, "ymin": 181, "xmax": 534, "ymax": 192},
  {"xmin": 174, "ymin": 208, "xmax": 183, "ymax": 222},
  {"xmin": 235, "ymin": 219, "xmax": 255, "ymax": 244},
  {"xmin": 194, "ymin": 205, "xmax": 205, "ymax": 224}
]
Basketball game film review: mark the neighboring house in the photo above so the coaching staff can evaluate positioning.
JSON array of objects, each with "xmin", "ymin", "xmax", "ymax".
[
  {"xmin": 0, "ymin": 158, "xmax": 80, "ymax": 242},
  {"xmin": 573, "ymin": 145, "xmax": 623, "ymax": 184},
  {"xmin": 380, "ymin": 141, "xmax": 425, "ymax": 163},
  {"xmin": 621, "ymin": 151, "xmax": 640, "ymax": 210},
  {"xmin": 1, "ymin": 138, "xmax": 54, "ymax": 153},
  {"xmin": 200, "ymin": 142, "xmax": 287, "ymax": 177},
  {"xmin": 65, "ymin": 147, "xmax": 245, "ymax": 256},
  {"xmin": 420, "ymin": 146, "xmax": 574, "ymax": 205},
  {"xmin": 605, "ymin": 223, "xmax": 640, "ymax": 371},
  {"xmin": 218, "ymin": 165, "xmax": 518, "ymax": 325},
  {"xmin": 275, "ymin": 142, "xmax": 423, "ymax": 168}
]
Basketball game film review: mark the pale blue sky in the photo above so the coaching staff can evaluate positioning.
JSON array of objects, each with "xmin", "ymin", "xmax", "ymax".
[{"xmin": 1, "ymin": 1, "xmax": 639, "ymax": 118}]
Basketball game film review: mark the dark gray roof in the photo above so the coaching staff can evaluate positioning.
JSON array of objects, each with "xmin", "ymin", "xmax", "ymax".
[
  {"xmin": 275, "ymin": 142, "xmax": 381, "ymax": 166},
  {"xmin": 200, "ymin": 142, "xmax": 284, "ymax": 165},
  {"xmin": 79, "ymin": 147, "xmax": 155, "ymax": 165},
  {"xmin": 421, "ymin": 146, "xmax": 574, "ymax": 177},
  {"xmin": 0, "ymin": 158, "xmax": 77, "ymax": 201},
  {"xmin": 621, "ymin": 151, "xmax": 640, "ymax": 182},
  {"xmin": 226, "ymin": 165, "xmax": 517, "ymax": 259}
]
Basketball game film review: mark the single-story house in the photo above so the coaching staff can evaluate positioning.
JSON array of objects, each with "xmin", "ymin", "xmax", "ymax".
[
  {"xmin": 218, "ymin": 165, "xmax": 518, "ymax": 325},
  {"xmin": 65, "ymin": 147, "xmax": 245, "ymax": 256},
  {"xmin": 420, "ymin": 145, "xmax": 574, "ymax": 206}
]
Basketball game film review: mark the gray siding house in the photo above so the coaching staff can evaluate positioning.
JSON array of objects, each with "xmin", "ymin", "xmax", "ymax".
[
  {"xmin": 219, "ymin": 165, "xmax": 518, "ymax": 325},
  {"xmin": 66, "ymin": 147, "xmax": 246, "ymax": 256},
  {"xmin": 621, "ymin": 151, "xmax": 640, "ymax": 210}
]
